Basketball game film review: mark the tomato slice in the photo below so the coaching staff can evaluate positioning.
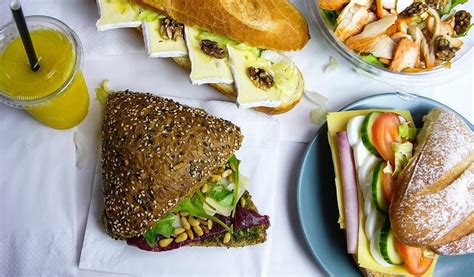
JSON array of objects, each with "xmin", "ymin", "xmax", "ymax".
[
  {"xmin": 382, "ymin": 167, "xmax": 394, "ymax": 203},
  {"xmin": 396, "ymin": 241, "xmax": 434, "ymax": 276},
  {"xmin": 372, "ymin": 112, "xmax": 400, "ymax": 163}
]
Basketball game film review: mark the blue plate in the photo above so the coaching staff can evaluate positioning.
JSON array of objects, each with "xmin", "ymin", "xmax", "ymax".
[{"xmin": 297, "ymin": 93, "xmax": 473, "ymax": 276}]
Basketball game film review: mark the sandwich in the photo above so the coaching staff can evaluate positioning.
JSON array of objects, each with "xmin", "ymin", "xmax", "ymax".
[
  {"xmin": 94, "ymin": 0, "xmax": 310, "ymax": 114},
  {"xmin": 100, "ymin": 91, "xmax": 270, "ymax": 251},
  {"xmin": 327, "ymin": 108, "xmax": 474, "ymax": 275}
]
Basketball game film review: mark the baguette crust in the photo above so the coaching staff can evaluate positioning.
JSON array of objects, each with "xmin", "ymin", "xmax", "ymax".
[
  {"xmin": 390, "ymin": 108, "xmax": 474, "ymax": 254},
  {"xmin": 171, "ymin": 56, "xmax": 304, "ymax": 115},
  {"xmin": 102, "ymin": 91, "xmax": 243, "ymax": 239},
  {"xmin": 136, "ymin": 0, "xmax": 310, "ymax": 51}
]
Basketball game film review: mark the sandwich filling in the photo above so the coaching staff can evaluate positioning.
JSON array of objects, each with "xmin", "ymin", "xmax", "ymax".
[
  {"xmin": 126, "ymin": 155, "xmax": 270, "ymax": 251},
  {"xmin": 328, "ymin": 110, "xmax": 438, "ymax": 276},
  {"xmin": 95, "ymin": 0, "xmax": 301, "ymax": 109}
]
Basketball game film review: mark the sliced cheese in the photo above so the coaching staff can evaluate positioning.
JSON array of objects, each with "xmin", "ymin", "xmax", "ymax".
[
  {"xmin": 184, "ymin": 26, "xmax": 233, "ymax": 85},
  {"xmin": 96, "ymin": 0, "xmax": 141, "ymax": 31},
  {"xmin": 142, "ymin": 20, "xmax": 187, "ymax": 58},
  {"xmin": 227, "ymin": 46, "xmax": 281, "ymax": 108},
  {"xmin": 327, "ymin": 110, "xmax": 438, "ymax": 276}
]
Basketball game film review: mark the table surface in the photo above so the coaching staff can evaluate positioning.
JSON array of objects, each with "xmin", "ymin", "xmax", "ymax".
[{"xmin": 1, "ymin": 0, "xmax": 473, "ymax": 276}]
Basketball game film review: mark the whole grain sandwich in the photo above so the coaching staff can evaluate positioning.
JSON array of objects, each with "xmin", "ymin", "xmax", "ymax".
[
  {"xmin": 327, "ymin": 107, "xmax": 473, "ymax": 276},
  {"xmin": 95, "ymin": 0, "xmax": 309, "ymax": 114},
  {"xmin": 101, "ymin": 91, "xmax": 270, "ymax": 251}
]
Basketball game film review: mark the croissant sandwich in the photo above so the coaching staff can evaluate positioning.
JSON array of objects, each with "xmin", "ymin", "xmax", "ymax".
[
  {"xmin": 94, "ymin": 0, "xmax": 310, "ymax": 114},
  {"xmin": 327, "ymin": 107, "xmax": 473, "ymax": 276},
  {"xmin": 101, "ymin": 91, "xmax": 270, "ymax": 251}
]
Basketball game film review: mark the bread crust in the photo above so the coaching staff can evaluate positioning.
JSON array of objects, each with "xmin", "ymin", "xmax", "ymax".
[
  {"xmin": 389, "ymin": 108, "xmax": 474, "ymax": 255},
  {"xmin": 102, "ymin": 92, "xmax": 243, "ymax": 239},
  {"xmin": 171, "ymin": 56, "xmax": 304, "ymax": 115},
  {"xmin": 136, "ymin": 0, "xmax": 310, "ymax": 51}
]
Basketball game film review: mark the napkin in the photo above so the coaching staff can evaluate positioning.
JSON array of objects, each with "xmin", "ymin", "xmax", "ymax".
[
  {"xmin": 0, "ymin": 105, "xmax": 77, "ymax": 276},
  {"xmin": 79, "ymin": 96, "xmax": 280, "ymax": 276}
]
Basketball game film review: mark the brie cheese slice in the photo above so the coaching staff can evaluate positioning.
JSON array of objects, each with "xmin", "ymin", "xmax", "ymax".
[
  {"xmin": 184, "ymin": 26, "xmax": 233, "ymax": 85},
  {"xmin": 142, "ymin": 20, "xmax": 187, "ymax": 58},
  {"xmin": 96, "ymin": 0, "xmax": 141, "ymax": 31},
  {"xmin": 227, "ymin": 46, "xmax": 281, "ymax": 109}
]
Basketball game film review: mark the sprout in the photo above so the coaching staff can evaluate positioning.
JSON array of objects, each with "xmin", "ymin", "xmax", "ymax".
[
  {"xmin": 434, "ymin": 35, "xmax": 459, "ymax": 61},
  {"xmin": 454, "ymin": 10, "xmax": 472, "ymax": 36},
  {"xmin": 399, "ymin": 2, "xmax": 428, "ymax": 17}
]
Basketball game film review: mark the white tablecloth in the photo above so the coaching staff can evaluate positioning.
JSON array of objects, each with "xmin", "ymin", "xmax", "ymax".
[{"xmin": 0, "ymin": 0, "xmax": 473, "ymax": 276}]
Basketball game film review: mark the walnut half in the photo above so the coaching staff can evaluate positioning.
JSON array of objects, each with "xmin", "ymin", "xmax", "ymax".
[
  {"xmin": 160, "ymin": 17, "xmax": 184, "ymax": 41},
  {"xmin": 200, "ymin": 40, "xmax": 227, "ymax": 59},
  {"xmin": 247, "ymin": 67, "xmax": 275, "ymax": 90}
]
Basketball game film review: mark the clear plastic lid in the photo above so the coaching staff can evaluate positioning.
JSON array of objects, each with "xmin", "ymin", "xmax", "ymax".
[{"xmin": 0, "ymin": 16, "xmax": 83, "ymax": 108}]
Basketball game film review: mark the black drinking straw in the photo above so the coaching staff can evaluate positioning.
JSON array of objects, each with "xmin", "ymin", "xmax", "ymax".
[{"xmin": 10, "ymin": 0, "xmax": 40, "ymax": 72}]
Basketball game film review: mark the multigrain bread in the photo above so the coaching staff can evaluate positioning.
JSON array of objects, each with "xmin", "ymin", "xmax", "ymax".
[
  {"xmin": 101, "ymin": 91, "xmax": 243, "ymax": 239},
  {"xmin": 171, "ymin": 57, "xmax": 305, "ymax": 115},
  {"xmin": 134, "ymin": 0, "xmax": 310, "ymax": 51},
  {"xmin": 390, "ymin": 108, "xmax": 474, "ymax": 255}
]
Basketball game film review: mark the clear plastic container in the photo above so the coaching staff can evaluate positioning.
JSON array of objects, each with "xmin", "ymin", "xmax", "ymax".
[
  {"xmin": 305, "ymin": 0, "xmax": 474, "ymax": 94},
  {"xmin": 0, "ymin": 16, "xmax": 89, "ymax": 129}
]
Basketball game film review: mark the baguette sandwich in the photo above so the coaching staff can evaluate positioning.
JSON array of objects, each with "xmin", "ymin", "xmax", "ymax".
[
  {"xmin": 94, "ymin": 0, "xmax": 310, "ymax": 114},
  {"xmin": 101, "ymin": 91, "xmax": 270, "ymax": 251},
  {"xmin": 327, "ymin": 107, "xmax": 473, "ymax": 276}
]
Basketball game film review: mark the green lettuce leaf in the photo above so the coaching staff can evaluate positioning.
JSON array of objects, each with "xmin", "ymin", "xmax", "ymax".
[
  {"xmin": 198, "ymin": 31, "xmax": 237, "ymax": 46},
  {"xmin": 392, "ymin": 142, "xmax": 413, "ymax": 177},
  {"xmin": 361, "ymin": 54, "xmax": 387, "ymax": 68},
  {"xmin": 208, "ymin": 185, "xmax": 234, "ymax": 206},
  {"xmin": 228, "ymin": 155, "xmax": 241, "ymax": 216},
  {"xmin": 143, "ymin": 214, "xmax": 176, "ymax": 247},
  {"xmin": 447, "ymin": 0, "xmax": 468, "ymax": 14},
  {"xmin": 95, "ymin": 79, "xmax": 111, "ymax": 105},
  {"xmin": 398, "ymin": 123, "xmax": 418, "ymax": 140},
  {"xmin": 321, "ymin": 9, "xmax": 338, "ymax": 27}
]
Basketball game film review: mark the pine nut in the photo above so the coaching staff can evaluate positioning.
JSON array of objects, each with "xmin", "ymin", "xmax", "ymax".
[
  {"xmin": 159, "ymin": 238, "xmax": 173, "ymax": 248},
  {"xmin": 201, "ymin": 225, "xmax": 210, "ymax": 234},
  {"xmin": 228, "ymin": 175, "xmax": 233, "ymax": 182},
  {"xmin": 173, "ymin": 227, "xmax": 185, "ymax": 235},
  {"xmin": 208, "ymin": 174, "xmax": 221, "ymax": 182},
  {"xmin": 181, "ymin": 216, "xmax": 191, "ymax": 229},
  {"xmin": 175, "ymin": 232, "xmax": 188, "ymax": 243},
  {"xmin": 240, "ymin": 197, "xmax": 246, "ymax": 207},
  {"xmin": 193, "ymin": 225, "xmax": 204, "ymax": 236},
  {"xmin": 223, "ymin": 232, "xmax": 231, "ymax": 244},
  {"xmin": 201, "ymin": 183, "xmax": 209, "ymax": 193},
  {"xmin": 222, "ymin": 169, "xmax": 232, "ymax": 178},
  {"xmin": 207, "ymin": 219, "xmax": 213, "ymax": 230},
  {"xmin": 186, "ymin": 228, "xmax": 195, "ymax": 240},
  {"xmin": 188, "ymin": 216, "xmax": 200, "ymax": 227},
  {"xmin": 216, "ymin": 166, "xmax": 225, "ymax": 174},
  {"xmin": 180, "ymin": 211, "xmax": 189, "ymax": 217},
  {"xmin": 198, "ymin": 219, "xmax": 208, "ymax": 226}
]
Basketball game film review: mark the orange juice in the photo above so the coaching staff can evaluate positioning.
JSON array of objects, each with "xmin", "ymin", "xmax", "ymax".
[{"xmin": 0, "ymin": 17, "xmax": 89, "ymax": 129}]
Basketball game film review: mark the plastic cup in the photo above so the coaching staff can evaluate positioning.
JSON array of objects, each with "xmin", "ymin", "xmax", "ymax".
[{"xmin": 0, "ymin": 16, "xmax": 89, "ymax": 129}]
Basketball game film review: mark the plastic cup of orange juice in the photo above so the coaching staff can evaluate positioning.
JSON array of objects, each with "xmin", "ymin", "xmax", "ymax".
[{"xmin": 0, "ymin": 16, "xmax": 89, "ymax": 129}]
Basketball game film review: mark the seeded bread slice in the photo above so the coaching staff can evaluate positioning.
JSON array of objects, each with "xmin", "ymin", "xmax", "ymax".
[{"xmin": 102, "ymin": 91, "xmax": 243, "ymax": 239}]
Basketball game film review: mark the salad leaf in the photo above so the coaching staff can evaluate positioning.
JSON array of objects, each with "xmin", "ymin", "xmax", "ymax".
[
  {"xmin": 392, "ymin": 142, "xmax": 413, "ymax": 176},
  {"xmin": 447, "ymin": 0, "xmax": 468, "ymax": 14},
  {"xmin": 361, "ymin": 54, "xmax": 387, "ymax": 68},
  {"xmin": 208, "ymin": 185, "xmax": 234, "ymax": 206},
  {"xmin": 198, "ymin": 31, "xmax": 237, "ymax": 46},
  {"xmin": 95, "ymin": 79, "xmax": 111, "ymax": 105},
  {"xmin": 398, "ymin": 123, "xmax": 418, "ymax": 140},
  {"xmin": 136, "ymin": 10, "xmax": 165, "ymax": 22},
  {"xmin": 457, "ymin": 24, "xmax": 474, "ymax": 37},
  {"xmin": 321, "ymin": 9, "xmax": 338, "ymax": 27},
  {"xmin": 233, "ymin": 43, "xmax": 262, "ymax": 58},
  {"xmin": 228, "ymin": 155, "xmax": 241, "ymax": 216},
  {"xmin": 143, "ymin": 214, "xmax": 176, "ymax": 247}
]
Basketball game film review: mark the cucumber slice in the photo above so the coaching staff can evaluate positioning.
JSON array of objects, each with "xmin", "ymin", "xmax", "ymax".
[
  {"xmin": 360, "ymin": 112, "xmax": 382, "ymax": 157},
  {"xmin": 379, "ymin": 218, "xmax": 404, "ymax": 265},
  {"xmin": 371, "ymin": 161, "xmax": 388, "ymax": 214}
]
